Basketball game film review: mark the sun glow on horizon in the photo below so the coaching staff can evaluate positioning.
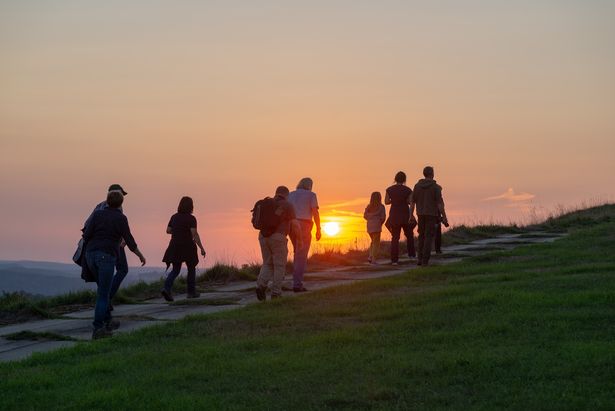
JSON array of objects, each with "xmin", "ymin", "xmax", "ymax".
[{"xmin": 323, "ymin": 221, "xmax": 341, "ymax": 237}]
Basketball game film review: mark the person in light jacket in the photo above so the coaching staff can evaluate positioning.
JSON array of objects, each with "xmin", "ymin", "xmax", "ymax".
[{"xmin": 364, "ymin": 192, "xmax": 386, "ymax": 264}]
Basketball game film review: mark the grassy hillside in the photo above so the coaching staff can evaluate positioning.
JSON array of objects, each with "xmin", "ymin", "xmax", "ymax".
[{"xmin": 1, "ymin": 205, "xmax": 614, "ymax": 410}]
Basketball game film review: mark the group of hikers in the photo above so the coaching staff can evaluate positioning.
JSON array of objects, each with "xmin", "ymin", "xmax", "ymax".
[
  {"xmin": 253, "ymin": 166, "xmax": 448, "ymax": 301},
  {"xmin": 78, "ymin": 166, "xmax": 447, "ymax": 339}
]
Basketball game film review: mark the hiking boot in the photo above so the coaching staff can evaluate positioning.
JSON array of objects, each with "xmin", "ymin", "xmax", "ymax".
[
  {"xmin": 161, "ymin": 289, "xmax": 174, "ymax": 302},
  {"xmin": 293, "ymin": 287, "xmax": 308, "ymax": 293},
  {"xmin": 187, "ymin": 292, "xmax": 201, "ymax": 299},
  {"xmin": 105, "ymin": 319, "xmax": 120, "ymax": 331},
  {"xmin": 271, "ymin": 293, "xmax": 281, "ymax": 300},
  {"xmin": 256, "ymin": 286, "xmax": 266, "ymax": 301},
  {"xmin": 92, "ymin": 327, "xmax": 113, "ymax": 340}
]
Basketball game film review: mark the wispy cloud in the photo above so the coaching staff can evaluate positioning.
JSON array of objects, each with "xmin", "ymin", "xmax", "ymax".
[
  {"xmin": 483, "ymin": 188, "xmax": 535, "ymax": 202},
  {"xmin": 326, "ymin": 210, "xmax": 364, "ymax": 217},
  {"xmin": 322, "ymin": 198, "xmax": 369, "ymax": 209}
]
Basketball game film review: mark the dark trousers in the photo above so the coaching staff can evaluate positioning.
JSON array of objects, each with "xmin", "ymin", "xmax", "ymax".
[
  {"xmin": 109, "ymin": 246, "xmax": 129, "ymax": 301},
  {"xmin": 434, "ymin": 223, "xmax": 442, "ymax": 253},
  {"xmin": 389, "ymin": 223, "xmax": 416, "ymax": 263},
  {"xmin": 418, "ymin": 215, "xmax": 440, "ymax": 265},
  {"xmin": 86, "ymin": 250, "xmax": 115, "ymax": 330},
  {"xmin": 164, "ymin": 262, "xmax": 197, "ymax": 294}
]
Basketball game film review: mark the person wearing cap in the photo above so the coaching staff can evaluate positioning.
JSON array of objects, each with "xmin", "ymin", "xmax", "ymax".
[
  {"xmin": 256, "ymin": 186, "xmax": 302, "ymax": 300},
  {"xmin": 83, "ymin": 191, "xmax": 146, "ymax": 339},
  {"xmin": 83, "ymin": 184, "xmax": 131, "ymax": 309}
]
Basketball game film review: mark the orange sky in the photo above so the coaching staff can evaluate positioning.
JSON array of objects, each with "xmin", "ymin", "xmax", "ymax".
[{"xmin": 1, "ymin": 1, "xmax": 614, "ymax": 265}]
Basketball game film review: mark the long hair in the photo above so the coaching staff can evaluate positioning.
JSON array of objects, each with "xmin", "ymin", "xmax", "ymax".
[
  {"xmin": 296, "ymin": 177, "xmax": 313, "ymax": 191},
  {"xmin": 177, "ymin": 196, "xmax": 194, "ymax": 214},
  {"xmin": 367, "ymin": 192, "xmax": 382, "ymax": 212}
]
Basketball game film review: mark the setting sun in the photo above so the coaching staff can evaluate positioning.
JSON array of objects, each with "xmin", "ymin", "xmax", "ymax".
[{"xmin": 323, "ymin": 222, "xmax": 340, "ymax": 236}]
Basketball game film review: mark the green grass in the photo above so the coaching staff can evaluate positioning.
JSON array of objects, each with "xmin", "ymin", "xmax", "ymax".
[
  {"xmin": 1, "ymin": 209, "xmax": 614, "ymax": 410},
  {"xmin": 0, "ymin": 290, "xmax": 97, "ymax": 325}
]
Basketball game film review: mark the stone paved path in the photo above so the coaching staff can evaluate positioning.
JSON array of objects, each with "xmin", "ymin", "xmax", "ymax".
[{"xmin": 0, "ymin": 231, "xmax": 564, "ymax": 362}]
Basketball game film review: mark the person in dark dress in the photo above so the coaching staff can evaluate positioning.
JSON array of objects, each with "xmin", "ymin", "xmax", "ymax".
[
  {"xmin": 161, "ymin": 196, "xmax": 206, "ymax": 301},
  {"xmin": 385, "ymin": 171, "xmax": 416, "ymax": 265}
]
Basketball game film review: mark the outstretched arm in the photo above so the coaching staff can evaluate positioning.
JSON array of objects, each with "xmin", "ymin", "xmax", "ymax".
[
  {"xmin": 312, "ymin": 208, "xmax": 321, "ymax": 241},
  {"xmin": 191, "ymin": 228, "xmax": 206, "ymax": 257},
  {"xmin": 438, "ymin": 200, "xmax": 449, "ymax": 227},
  {"xmin": 132, "ymin": 248, "xmax": 147, "ymax": 266},
  {"xmin": 120, "ymin": 218, "xmax": 146, "ymax": 265}
]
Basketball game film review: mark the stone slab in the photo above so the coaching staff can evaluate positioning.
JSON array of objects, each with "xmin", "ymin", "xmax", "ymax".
[{"xmin": 0, "ymin": 338, "xmax": 76, "ymax": 362}]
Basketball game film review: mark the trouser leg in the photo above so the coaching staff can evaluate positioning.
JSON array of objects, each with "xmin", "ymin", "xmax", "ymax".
[
  {"xmin": 164, "ymin": 263, "xmax": 182, "ymax": 292},
  {"xmin": 186, "ymin": 264, "xmax": 196, "ymax": 294},
  {"xmin": 421, "ymin": 216, "xmax": 439, "ymax": 265},
  {"xmin": 390, "ymin": 224, "xmax": 402, "ymax": 263},
  {"xmin": 434, "ymin": 223, "xmax": 442, "ymax": 253},
  {"xmin": 89, "ymin": 252, "xmax": 116, "ymax": 330},
  {"xmin": 270, "ymin": 234, "xmax": 289, "ymax": 296},
  {"xmin": 257, "ymin": 234, "xmax": 273, "ymax": 290},
  {"xmin": 109, "ymin": 247, "xmax": 129, "ymax": 300},
  {"xmin": 369, "ymin": 232, "xmax": 381, "ymax": 261},
  {"xmin": 292, "ymin": 220, "xmax": 312, "ymax": 288},
  {"xmin": 401, "ymin": 223, "xmax": 416, "ymax": 257},
  {"xmin": 417, "ymin": 217, "xmax": 426, "ymax": 263}
]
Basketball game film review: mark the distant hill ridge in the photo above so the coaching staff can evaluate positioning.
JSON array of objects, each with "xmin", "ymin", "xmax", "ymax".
[{"xmin": 0, "ymin": 260, "xmax": 166, "ymax": 296}]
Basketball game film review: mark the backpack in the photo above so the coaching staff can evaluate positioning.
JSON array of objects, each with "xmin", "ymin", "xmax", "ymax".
[{"xmin": 251, "ymin": 197, "xmax": 282, "ymax": 237}]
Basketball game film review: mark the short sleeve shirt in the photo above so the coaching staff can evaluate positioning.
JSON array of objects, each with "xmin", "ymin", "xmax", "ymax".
[
  {"xmin": 168, "ymin": 213, "xmax": 197, "ymax": 245},
  {"xmin": 288, "ymin": 189, "xmax": 318, "ymax": 221}
]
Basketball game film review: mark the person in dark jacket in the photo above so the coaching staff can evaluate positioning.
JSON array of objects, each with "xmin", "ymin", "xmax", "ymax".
[
  {"xmin": 83, "ymin": 191, "xmax": 146, "ymax": 339},
  {"xmin": 161, "ymin": 196, "xmax": 206, "ymax": 302},
  {"xmin": 410, "ymin": 166, "xmax": 449, "ymax": 266},
  {"xmin": 82, "ymin": 184, "xmax": 130, "ymax": 307},
  {"xmin": 385, "ymin": 171, "xmax": 416, "ymax": 265}
]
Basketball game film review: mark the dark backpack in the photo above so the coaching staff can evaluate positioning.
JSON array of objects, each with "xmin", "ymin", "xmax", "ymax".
[{"xmin": 251, "ymin": 197, "xmax": 281, "ymax": 237}]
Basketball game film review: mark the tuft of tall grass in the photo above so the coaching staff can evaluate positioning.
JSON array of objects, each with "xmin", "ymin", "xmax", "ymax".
[{"xmin": 198, "ymin": 263, "xmax": 258, "ymax": 283}]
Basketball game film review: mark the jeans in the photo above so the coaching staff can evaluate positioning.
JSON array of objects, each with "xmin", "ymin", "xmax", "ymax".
[
  {"xmin": 369, "ymin": 232, "xmax": 381, "ymax": 262},
  {"xmin": 434, "ymin": 222, "xmax": 442, "ymax": 253},
  {"xmin": 257, "ymin": 233, "xmax": 288, "ymax": 296},
  {"xmin": 86, "ymin": 250, "xmax": 116, "ymax": 330},
  {"xmin": 418, "ymin": 215, "xmax": 440, "ymax": 265},
  {"xmin": 164, "ymin": 262, "xmax": 197, "ymax": 294},
  {"xmin": 109, "ymin": 246, "xmax": 129, "ymax": 300},
  {"xmin": 389, "ymin": 223, "xmax": 416, "ymax": 263},
  {"xmin": 291, "ymin": 220, "xmax": 313, "ymax": 288}
]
